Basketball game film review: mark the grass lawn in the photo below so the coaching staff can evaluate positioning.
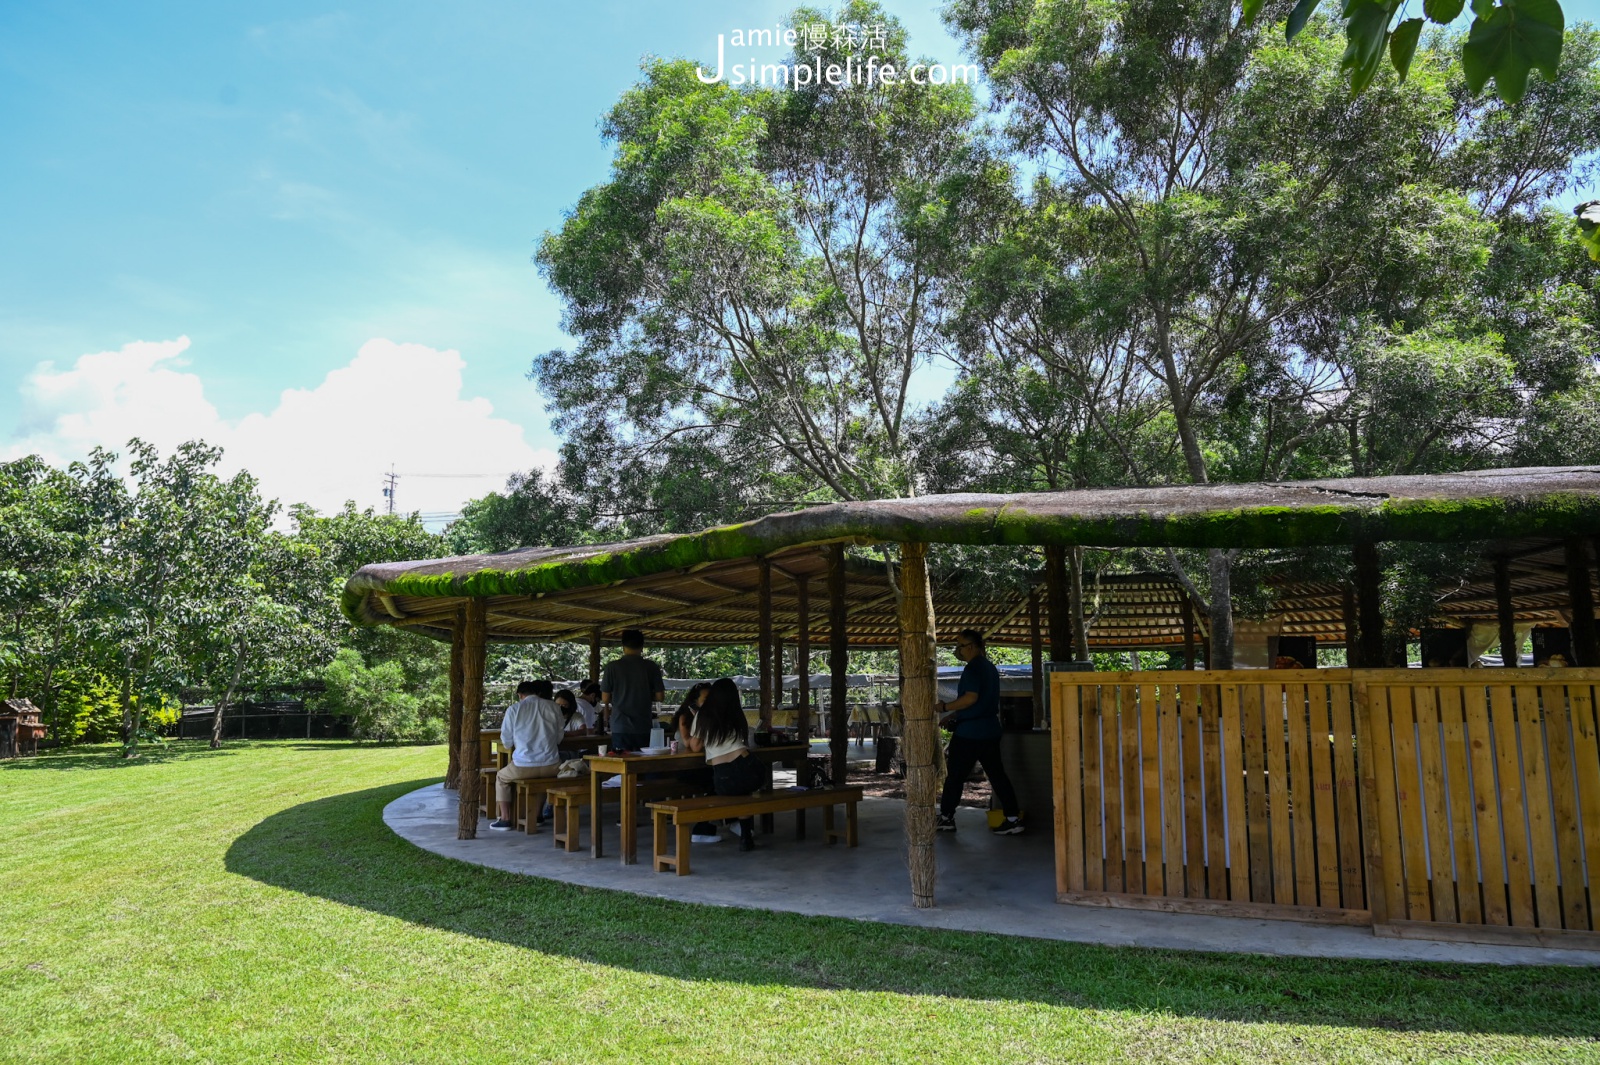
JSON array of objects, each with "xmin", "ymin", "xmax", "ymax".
[{"xmin": 3, "ymin": 741, "xmax": 1599, "ymax": 1064}]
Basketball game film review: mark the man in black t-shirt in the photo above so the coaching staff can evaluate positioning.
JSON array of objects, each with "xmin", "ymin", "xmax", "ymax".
[
  {"xmin": 934, "ymin": 629, "xmax": 1023, "ymax": 835},
  {"xmin": 600, "ymin": 628, "xmax": 665, "ymax": 751}
]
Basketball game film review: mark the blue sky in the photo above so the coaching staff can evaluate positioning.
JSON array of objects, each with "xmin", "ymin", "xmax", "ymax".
[{"xmin": 1, "ymin": 1, "xmax": 1595, "ymax": 522}]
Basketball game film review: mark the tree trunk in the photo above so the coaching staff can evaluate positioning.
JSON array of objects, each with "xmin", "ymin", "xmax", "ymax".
[
  {"xmin": 119, "ymin": 668, "xmax": 135, "ymax": 754},
  {"xmin": 457, "ymin": 599, "xmax": 487, "ymax": 839},
  {"xmin": 796, "ymin": 577, "xmax": 811, "ymax": 749},
  {"xmin": 898, "ymin": 541, "xmax": 939, "ymax": 909},
  {"xmin": 446, "ymin": 608, "xmax": 465, "ymax": 790},
  {"xmin": 1206, "ymin": 550, "xmax": 1235, "ymax": 670},
  {"xmin": 210, "ymin": 644, "xmax": 246, "ymax": 749}
]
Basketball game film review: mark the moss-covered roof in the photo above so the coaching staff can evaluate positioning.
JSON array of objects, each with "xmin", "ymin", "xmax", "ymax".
[{"xmin": 342, "ymin": 467, "xmax": 1600, "ymax": 640}]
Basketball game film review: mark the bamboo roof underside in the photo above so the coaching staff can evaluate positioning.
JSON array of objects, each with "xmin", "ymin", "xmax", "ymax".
[{"xmin": 343, "ymin": 467, "xmax": 1600, "ymax": 646}]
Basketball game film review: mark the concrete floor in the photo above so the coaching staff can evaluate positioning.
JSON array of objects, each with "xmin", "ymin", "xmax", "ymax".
[{"xmin": 385, "ymin": 782, "xmax": 1599, "ymax": 966}]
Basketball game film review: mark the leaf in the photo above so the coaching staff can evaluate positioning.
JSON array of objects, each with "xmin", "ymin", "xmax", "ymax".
[
  {"xmin": 1242, "ymin": 0, "xmax": 1269, "ymax": 24},
  {"xmin": 1423, "ymin": 0, "xmax": 1465, "ymax": 22},
  {"xmin": 1578, "ymin": 201, "xmax": 1600, "ymax": 263},
  {"xmin": 1462, "ymin": 0, "xmax": 1565, "ymax": 103},
  {"xmin": 1389, "ymin": 18, "xmax": 1424, "ymax": 80},
  {"xmin": 1286, "ymin": 0, "xmax": 1322, "ymax": 39},
  {"xmin": 1341, "ymin": 1, "xmax": 1394, "ymax": 94}
]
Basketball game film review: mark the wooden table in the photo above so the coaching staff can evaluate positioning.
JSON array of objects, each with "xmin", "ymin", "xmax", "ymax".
[{"xmin": 588, "ymin": 744, "xmax": 811, "ymax": 865}]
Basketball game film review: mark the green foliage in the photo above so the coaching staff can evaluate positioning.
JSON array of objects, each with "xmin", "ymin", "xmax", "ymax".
[{"xmin": 318, "ymin": 649, "xmax": 437, "ymax": 744}]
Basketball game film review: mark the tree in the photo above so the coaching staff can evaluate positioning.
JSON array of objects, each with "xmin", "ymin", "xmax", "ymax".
[{"xmin": 533, "ymin": 1, "xmax": 981, "ymax": 515}]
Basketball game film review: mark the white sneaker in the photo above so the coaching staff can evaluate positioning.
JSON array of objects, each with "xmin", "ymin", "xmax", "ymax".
[{"xmin": 691, "ymin": 833, "xmax": 721, "ymax": 844}]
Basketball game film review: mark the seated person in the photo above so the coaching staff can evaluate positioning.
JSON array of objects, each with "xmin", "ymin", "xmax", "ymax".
[
  {"xmin": 683, "ymin": 678, "xmax": 764, "ymax": 852},
  {"xmin": 575, "ymin": 680, "xmax": 602, "ymax": 732},
  {"xmin": 490, "ymin": 679, "xmax": 565, "ymax": 831},
  {"xmin": 554, "ymin": 688, "xmax": 588, "ymax": 735}
]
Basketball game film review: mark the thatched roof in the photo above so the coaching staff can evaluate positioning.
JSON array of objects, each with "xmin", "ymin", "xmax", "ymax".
[{"xmin": 342, "ymin": 466, "xmax": 1600, "ymax": 645}]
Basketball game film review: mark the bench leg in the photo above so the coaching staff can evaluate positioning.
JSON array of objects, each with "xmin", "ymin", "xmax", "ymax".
[
  {"xmin": 760, "ymin": 812, "xmax": 774, "ymax": 835},
  {"xmin": 675, "ymin": 820, "xmax": 691, "ymax": 876},
  {"xmin": 824, "ymin": 803, "xmax": 836, "ymax": 844},
  {"xmin": 846, "ymin": 800, "xmax": 858, "ymax": 847},
  {"xmin": 795, "ymin": 807, "xmax": 806, "ymax": 840},
  {"xmin": 652, "ymin": 809, "xmax": 670, "ymax": 872}
]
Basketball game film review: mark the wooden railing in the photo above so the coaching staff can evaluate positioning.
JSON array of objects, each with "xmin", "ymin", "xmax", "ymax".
[{"xmin": 1050, "ymin": 668, "xmax": 1600, "ymax": 946}]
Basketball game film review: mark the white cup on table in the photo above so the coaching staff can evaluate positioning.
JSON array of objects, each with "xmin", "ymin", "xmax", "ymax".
[{"xmin": 597, "ymin": 744, "xmax": 608, "ymax": 756}]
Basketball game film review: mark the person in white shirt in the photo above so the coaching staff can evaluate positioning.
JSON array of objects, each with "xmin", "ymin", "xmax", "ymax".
[
  {"xmin": 554, "ymin": 689, "xmax": 589, "ymax": 734},
  {"xmin": 490, "ymin": 680, "xmax": 565, "ymax": 831},
  {"xmin": 683, "ymin": 678, "xmax": 765, "ymax": 851},
  {"xmin": 576, "ymin": 680, "xmax": 602, "ymax": 732}
]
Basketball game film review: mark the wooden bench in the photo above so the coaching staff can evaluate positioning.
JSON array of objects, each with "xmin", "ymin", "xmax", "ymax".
[
  {"xmin": 512, "ymin": 776, "xmax": 562, "ymax": 835},
  {"xmin": 548, "ymin": 779, "xmax": 708, "ymax": 853},
  {"xmin": 648, "ymin": 787, "xmax": 863, "ymax": 876}
]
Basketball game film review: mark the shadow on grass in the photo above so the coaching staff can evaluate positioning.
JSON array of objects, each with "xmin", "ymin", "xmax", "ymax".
[{"xmin": 222, "ymin": 780, "xmax": 1600, "ymax": 1038}]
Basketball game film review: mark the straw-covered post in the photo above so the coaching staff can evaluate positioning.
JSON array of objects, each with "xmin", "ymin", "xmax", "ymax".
[
  {"xmin": 796, "ymin": 575, "xmax": 811, "ymax": 747},
  {"xmin": 1565, "ymin": 538, "xmax": 1600, "ymax": 666},
  {"xmin": 1353, "ymin": 541, "xmax": 1384, "ymax": 668},
  {"xmin": 445, "ymin": 605, "xmax": 465, "ymax": 790},
  {"xmin": 588, "ymin": 630, "xmax": 601, "ymax": 683},
  {"xmin": 829, "ymin": 544, "xmax": 849, "ymax": 785},
  {"xmin": 1044, "ymin": 546, "xmax": 1072, "ymax": 661},
  {"xmin": 898, "ymin": 540, "xmax": 939, "ymax": 909},
  {"xmin": 1493, "ymin": 556, "xmax": 1518, "ymax": 668},
  {"xmin": 457, "ymin": 598, "xmax": 487, "ymax": 839},
  {"xmin": 758, "ymin": 556, "xmax": 773, "ymax": 732},
  {"xmin": 1029, "ymin": 589, "xmax": 1044, "ymax": 728}
]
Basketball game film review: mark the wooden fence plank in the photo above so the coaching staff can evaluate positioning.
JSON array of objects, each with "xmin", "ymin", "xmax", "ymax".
[
  {"xmin": 1242, "ymin": 683, "xmax": 1273, "ymax": 903},
  {"xmin": 1387, "ymin": 685, "xmax": 1432, "ymax": 923},
  {"xmin": 1569, "ymin": 682, "xmax": 1600, "ymax": 933},
  {"xmin": 1264, "ymin": 682, "xmax": 1294, "ymax": 905},
  {"xmin": 1221, "ymin": 682, "xmax": 1250, "ymax": 903},
  {"xmin": 1356, "ymin": 681, "xmax": 1400, "ymax": 925},
  {"xmin": 1516, "ymin": 684, "xmax": 1561, "ymax": 929},
  {"xmin": 1440, "ymin": 684, "xmax": 1481, "ymax": 925},
  {"xmin": 1308, "ymin": 681, "xmax": 1341, "ymax": 908},
  {"xmin": 1415, "ymin": 684, "xmax": 1458, "ymax": 924},
  {"xmin": 1331, "ymin": 682, "xmax": 1365, "ymax": 911},
  {"xmin": 1061, "ymin": 679, "xmax": 1084, "ymax": 894},
  {"xmin": 1181, "ymin": 689, "xmax": 1206, "ymax": 899},
  {"xmin": 1101, "ymin": 684, "xmax": 1125, "ymax": 894},
  {"xmin": 1463, "ymin": 682, "xmax": 1508, "ymax": 926},
  {"xmin": 1539, "ymin": 683, "xmax": 1588, "ymax": 931},
  {"xmin": 1083, "ymin": 684, "xmax": 1104, "ymax": 893},
  {"xmin": 1122, "ymin": 684, "xmax": 1146, "ymax": 895},
  {"xmin": 1160, "ymin": 682, "xmax": 1185, "ymax": 898},
  {"xmin": 1285, "ymin": 682, "xmax": 1317, "ymax": 907},
  {"xmin": 1200, "ymin": 685, "xmax": 1228, "ymax": 900},
  {"xmin": 1140, "ymin": 682, "xmax": 1163, "ymax": 897},
  {"xmin": 1491, "ymin": 684, "xmax": 1536, "ymax": 927}
]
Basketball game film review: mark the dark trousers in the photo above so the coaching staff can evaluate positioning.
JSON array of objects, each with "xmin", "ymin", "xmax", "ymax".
[
  {"xmin": 940, "ymin": 734, "xmax": 1020, "ymax": 819},
  {"xmin": 712, "ymin": 754, "xmax": 766, "ymax": 835},
  {"xmin": 609, "ymin": 731, "xmax": 649, "ymax": 753}
]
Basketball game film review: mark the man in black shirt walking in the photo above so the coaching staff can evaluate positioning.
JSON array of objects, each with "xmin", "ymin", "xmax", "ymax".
[{"xmin": 935, "ymin": 629, "xmax": 1023, "ymax": 835}]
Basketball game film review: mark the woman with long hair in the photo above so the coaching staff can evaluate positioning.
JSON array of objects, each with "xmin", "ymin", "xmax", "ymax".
[
  {"xmin": 553, "ymin": 688, "xmax": 587, "ymax": 734},
  {"xmin": 684, "ymin": 677, "xmax": 762, "ymax": 850}
]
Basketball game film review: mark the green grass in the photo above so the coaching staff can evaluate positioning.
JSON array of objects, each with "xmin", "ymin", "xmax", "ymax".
[{"xmin": 2, "ymin": 742, "xmax": 1598, "ymax": 1064}]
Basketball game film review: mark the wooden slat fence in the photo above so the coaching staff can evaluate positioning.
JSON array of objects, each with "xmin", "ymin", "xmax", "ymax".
[{"xmin": 1051, "ymin": 668, "xmax": 1600, "ymax": 945}]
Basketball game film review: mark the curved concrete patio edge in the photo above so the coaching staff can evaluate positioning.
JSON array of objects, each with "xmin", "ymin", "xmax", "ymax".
[{"xmin": 384, "ymin": 783, "xmax": 1598, "ymax": 966}]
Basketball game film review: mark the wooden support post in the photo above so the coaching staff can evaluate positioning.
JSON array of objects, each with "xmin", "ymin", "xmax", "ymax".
[
  {"xmin": 898, "ymin": 541, "xmax": 938, "ymax": 909},
  {"xmin": 1069, "ymin": 546, "xmax": 1091, "ymax": 661},
  {"xmin": 774, "ymin": 632, "xmax": 785, "ymax": 729},
  {"xmin": 1181, "ymin": 596, "xmax": 1197, "ymax": 670},
  {"xmin": 1029, "ymin": 589, "xmax": 1045, "ymax": 728},
  {"xmin": 1044, "ymin": 546, "xmax": 1072, "ymax": 661},
  {"xmin": 457, "ymin": 599, "xmax": 487, "ymax": 840},
  {"xmin": 1341, "ymin": 584, "xmax": 1359, "ymax": 668},
  {"xmin": 1353, "ymin": 541, "xmax": 1385, "ymax": 670},
  {"xmin": 829, "ymin": 544, "xmax": 849, "ymax": 786},
  {"xmin": 588, "ymin": 630, "xmax": 601, "ymax": 684},
  {"xmin": 1565, "ymin": 538, "xmax": 1600, "ymax": 667},
  {"xmin": 758, "ymin": 556, "xmax": 774, "ymax": 732},
  {"xmin": 445, "ymin": 606, "xmax": 465, "ymax": 790},
  {"xmin": 1493, "ymin": 556, "xmax": 1518, "ymax": 668},
  {"xmin": 796, "ymin": 577, "xmax": 811, "ymax": 748}
]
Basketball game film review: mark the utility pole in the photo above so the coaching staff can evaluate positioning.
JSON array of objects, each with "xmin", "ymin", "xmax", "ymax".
[{"xmin": 381, "ymin": 466, "xmax": 398, "ymax": 515}]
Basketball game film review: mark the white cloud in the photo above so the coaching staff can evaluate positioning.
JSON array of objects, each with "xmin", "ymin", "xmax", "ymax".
[{"xmin": 6, "ymin": 336, "xmax": 554, "ymax": 523}]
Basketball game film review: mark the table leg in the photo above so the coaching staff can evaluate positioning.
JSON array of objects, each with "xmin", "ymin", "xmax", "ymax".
[
  {"xmin": 590, "ymin": 771, "xmax": 604, "ymax": 859},
  {"xmin": 620, "ymin": 772, "xmax": 638, "ymax": 865}
]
